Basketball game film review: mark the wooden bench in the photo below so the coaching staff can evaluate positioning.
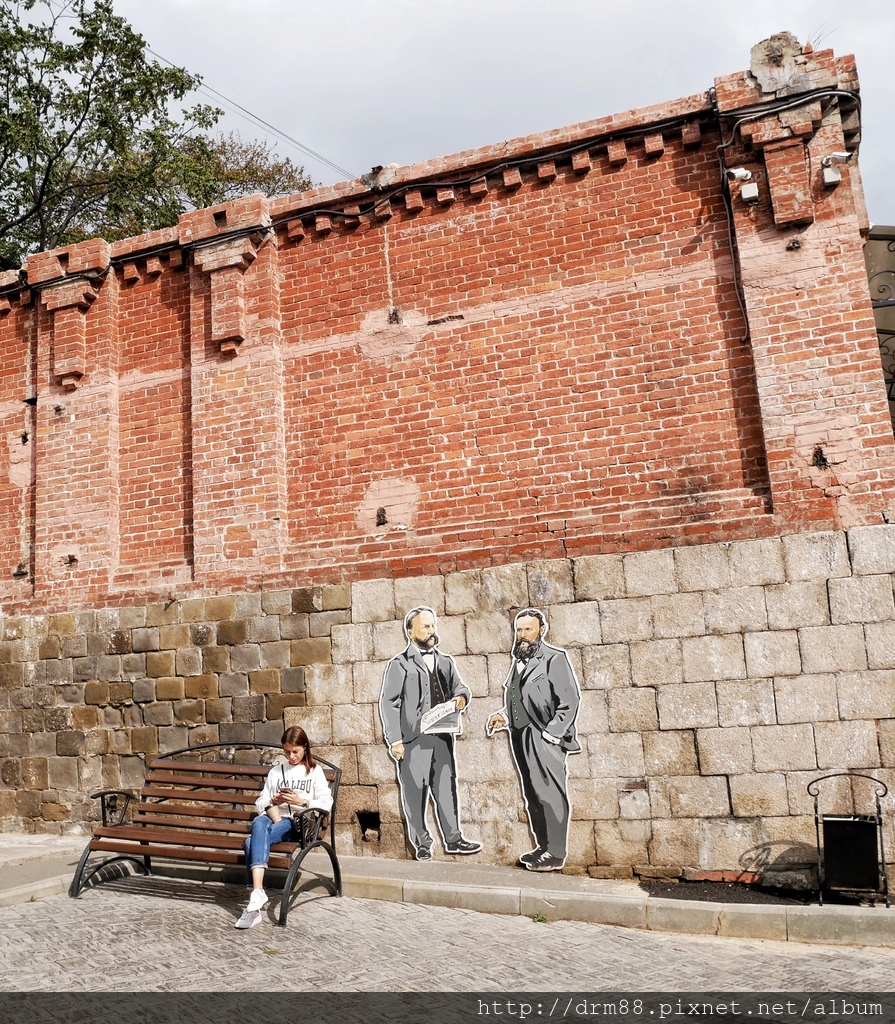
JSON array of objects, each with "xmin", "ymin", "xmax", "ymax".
[{"xmin": 68, "ymin": 741, "xmax": 342, "ymax": 925}]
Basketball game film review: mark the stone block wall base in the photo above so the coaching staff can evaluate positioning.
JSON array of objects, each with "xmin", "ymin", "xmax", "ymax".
[
  {"xmin": 634, "ymin": 864, "xmax": 683, "ymax": 880},
  {"xmin": 684, "ymin": 869, "xmax": 763, "ymax": 884},
  {"xmin": 762, "ymin": 866, "xmax": 817, "ymax": 890},
  {"xmin": 587, "ymin": 865, "xmax": 635, "ymax": 879},
  {"xmin": 5, "ymin": 526, "xmax": 895, "ymax": 883}
]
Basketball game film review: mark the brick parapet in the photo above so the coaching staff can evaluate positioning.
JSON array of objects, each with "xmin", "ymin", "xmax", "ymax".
[
  {"xmin": 269, "ymin": 91, "xmax": 715, "ymax": 223},
  {"xmin": 3, "ymin": 526, "xmax": 895, "ymax": 885}
]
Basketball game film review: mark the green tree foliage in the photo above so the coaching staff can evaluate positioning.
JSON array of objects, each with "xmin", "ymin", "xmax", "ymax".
[
  {"xmin": 182, "ymin": 132, "xmax": 313, "ymax": 211},
  {"xmin": 0, "ymin": 0, "xmax": 311, "ymax": 270}
]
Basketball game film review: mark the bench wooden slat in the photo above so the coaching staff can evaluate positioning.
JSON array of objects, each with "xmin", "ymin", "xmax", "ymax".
[
  {"xmin": 133, "ymin": 802, "xmax": 253, "ymax": 823},
  {"xmin": 89, "ymin": 839, "xmax": 294, "ymax": 869},
  {"xmin": 93, "ymin": 824, "xmax": 300, "ymax": 853},
  {"xmin": 144, "ymin": 770, "xmax": 263, "ymax": 792},
  {"xmin": 93, "ymin": 825, "xmax": 253, "ymax": 850},
  {"xmin": 140, "ymin": 785, "xmax": 257, "ymax": 805},
  {"xmin": 134, "ymin": 812, "xmax": 250, "ymax": 832},
  {"xmin": 146, "ymin": 759, "xmax": 272, "ymax": 777}
]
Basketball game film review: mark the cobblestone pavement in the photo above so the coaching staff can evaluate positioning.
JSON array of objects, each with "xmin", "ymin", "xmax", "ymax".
[{"xmin": 1, "ymin": 877, "xmax": 895, "ymax": 993}]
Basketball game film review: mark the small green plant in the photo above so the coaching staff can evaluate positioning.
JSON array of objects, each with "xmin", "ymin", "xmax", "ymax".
[{"xmin": 532, "ymin": 911, "xmax": 548, "ymax": 923}]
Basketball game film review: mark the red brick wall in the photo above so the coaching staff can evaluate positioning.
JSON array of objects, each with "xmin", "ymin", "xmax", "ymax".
[
  {"xmin": 117, "ymin": 268, "xmax": 192, "ymax": 572},
  {"xmin": 281, "ymin": 135, "xmax": 769, "ymax": 579},
  {"xmin": 0, "ymin": 40, "xmax": 892, "ymax": 615}
]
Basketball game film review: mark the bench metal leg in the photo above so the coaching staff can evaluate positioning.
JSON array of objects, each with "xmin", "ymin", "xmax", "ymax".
[
  {"xmin": 69, "ymin": 841, "xmax": 150, "ymax": 899},
  {"xmin": 277, "ymin": 840, "xmax": 342, "ymax": 926}
]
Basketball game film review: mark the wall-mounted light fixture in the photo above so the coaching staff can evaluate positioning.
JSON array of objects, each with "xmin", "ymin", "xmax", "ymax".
[{"xmin": 821, "ymin": 151, "xmax": 853, "ymax": 186}]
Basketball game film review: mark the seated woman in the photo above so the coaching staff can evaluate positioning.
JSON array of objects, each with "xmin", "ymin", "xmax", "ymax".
[{"xmin": 236, "ymin": 725, "xmax": 333, "ymax": 929}]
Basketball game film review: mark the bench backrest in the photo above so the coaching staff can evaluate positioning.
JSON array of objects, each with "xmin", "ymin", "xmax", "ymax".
[{"xmin": 138, "ymin": 742, "xmax": 341, "ymax": 843}]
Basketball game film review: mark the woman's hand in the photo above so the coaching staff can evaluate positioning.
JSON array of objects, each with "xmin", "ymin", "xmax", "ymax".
[{"xmin": 276, "ymin": 787, "xmax": 308, "ymax": 809}]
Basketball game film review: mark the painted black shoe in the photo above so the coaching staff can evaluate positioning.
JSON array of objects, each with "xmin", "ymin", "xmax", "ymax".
[
  {"xmin": 415, "ymin": 847, "xmax": 433, "ymax": 861},
  {"xmin": 517, "ymin": 848, "xmax": 544, "ymax": 867},
  {"xmin": 444, "ymin": 838, "xmax": 482, "ymax": 855},
  {"xmin": 525, "ymin": 852, "xmax": 564, "ymax": 872}
]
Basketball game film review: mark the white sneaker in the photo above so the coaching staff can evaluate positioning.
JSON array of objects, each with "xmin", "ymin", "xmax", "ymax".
[
  {"xmin": 246, "ymin": 888, "xmax": 268, "ymax": 913},
  {"xmin": 234, "ymin": 909, "xmax": 262, "ymax": 930}
]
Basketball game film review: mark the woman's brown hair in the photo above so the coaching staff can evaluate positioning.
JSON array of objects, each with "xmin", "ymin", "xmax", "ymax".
[{"xmin": 281, "ymin": 725, "xmax": 316, "ymax": 771}]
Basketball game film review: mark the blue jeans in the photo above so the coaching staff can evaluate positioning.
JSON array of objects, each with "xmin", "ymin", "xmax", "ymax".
[{"xmin": 244, "ymin": 814, "xmax": 296, "ymax": 884}]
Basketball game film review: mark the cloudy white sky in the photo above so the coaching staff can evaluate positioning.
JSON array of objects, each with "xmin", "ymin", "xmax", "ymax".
[{"xmin": 115, "ymin": 0, "xmax": 895, "ymax": 224}]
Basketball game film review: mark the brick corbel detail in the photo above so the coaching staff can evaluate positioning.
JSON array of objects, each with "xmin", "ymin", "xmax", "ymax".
[
  {"xmin": 40, "ymin": 280, "xmax": 100, "ymax": 389},
  {"xmin": 761, "ymin": 138, "xmax": 814, "ymax": 227},
  {"xmin": 734, "ymin": 102, "xmax": 823, "ymax": 228},
  {"xmin": 191, "ymin": 237, "xmax": 262, "ymax": 355}
]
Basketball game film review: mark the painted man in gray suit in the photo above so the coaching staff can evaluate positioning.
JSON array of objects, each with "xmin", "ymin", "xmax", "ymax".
[
  {"xmin": 487, "ymin": 608, "xmax": 580, "ymax": 871},
  {"xmin": 380, "ymin": 607, "xmax": 481, "ymax": 861}
]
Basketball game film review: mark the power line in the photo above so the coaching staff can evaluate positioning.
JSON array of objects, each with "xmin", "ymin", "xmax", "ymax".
[
  {"xmin": 145, "ymin": 46, "xmax": 357, "ymax": 182},
  {"xmin": 42, "ymin": 0, "xmax": 356, "ymax": 181}
]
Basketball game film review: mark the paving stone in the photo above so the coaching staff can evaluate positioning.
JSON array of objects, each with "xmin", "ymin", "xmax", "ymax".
[
  {"xmin": 743, "ymin": 630, "xmax": 801, "ymax": 677},
  {"xmin": 573, "ymin": 553, "xmax": 626, "ymax": 601},
  {"xmin": 674, "ymin": 542, "xmax": 730, "ymax": 592},
  {"xmin": 829, "ymin": 575, "xmax": 895, "ymax": 624},
  {"xmin": 527, "ymin": 559, "xmax": 574, "ymax": 607},
  {"xmin": 799, "ymin": 624, "xmax": 867, "ymax": 673},
  {"xmin": 624, "ymin": 549, "xmax": 677, "ymax": 597},
  {"xmin": 599, "ymin": 598, "xmax": 651, "ymax": 644},
  {"xmin": 848, "ymin": 524, "xmax": 895, "ymax": 575},
  {"xmin": 696, "ymin": 727, "xmax": 753, "ymax": 775},
  {"xmin": 716, "ymin": 679, "xmax": 775, "ymax": 727},
  {"xmin": 682, "ymin": 635, "xmax": 746, "ymax": 682},
  {"xmin": 629, "ymin": 639, "xmax": 682, "ymax": 686},
  {"xmin": 0, "ymin": 868, "xmax": 887, "ymax": 992},
  {"xmin": 782, "ymin": 531, "xmax": 850, "ymax": 582},
  {"xmin": 774, "ymin": 673, "xmax": 838, "ymax": 724},
  {"xmin": 656, "ymin": 681, "xmax": 718, "ymax": 730}
]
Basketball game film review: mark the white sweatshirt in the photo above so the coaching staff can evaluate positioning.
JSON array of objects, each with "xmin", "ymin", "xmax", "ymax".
[{"xmin": 254, "ymin": 762, "xmax": 333, "ymax": 819}]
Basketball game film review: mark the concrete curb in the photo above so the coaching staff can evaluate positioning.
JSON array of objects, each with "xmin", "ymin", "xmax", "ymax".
[
  {"xmin": 0, "ymin": 874, "xmax": 73, "ymax": 908},
  {"xmin": 2, "ymin": 836, "xmax": 894, "ymax": 948},
  {"xmin": 341, "ymin": 872, "xmax": 895, "ymax": 949}
]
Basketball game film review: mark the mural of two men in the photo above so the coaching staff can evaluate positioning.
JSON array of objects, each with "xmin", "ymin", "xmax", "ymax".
[{"xmin": 379, "ymin": 606, "xmax": 581, "ymax": 871}]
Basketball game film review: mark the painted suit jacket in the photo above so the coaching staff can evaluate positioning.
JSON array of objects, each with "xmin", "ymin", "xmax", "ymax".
[
  {"xmin": 379, "ymin": 644, "xmax": 471, "ymax": 747},
  {"xmin": 502, "ymin": 641, "xmax": 581, "ymax": 753}
]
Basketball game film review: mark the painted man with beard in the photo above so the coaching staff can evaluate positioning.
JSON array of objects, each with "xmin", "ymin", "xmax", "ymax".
[
  {"xmin": 487, "ymin": 608, "xmax": 580, "ymax": 871},
  {"xmin": 380, "ymin": 607, "xmax": 481, "ymax": 861}
]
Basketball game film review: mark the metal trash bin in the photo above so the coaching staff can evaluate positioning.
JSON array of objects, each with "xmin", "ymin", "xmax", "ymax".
[{"xmin": 808, "ymin": 773, "xmax": 890, "ymax": 907}]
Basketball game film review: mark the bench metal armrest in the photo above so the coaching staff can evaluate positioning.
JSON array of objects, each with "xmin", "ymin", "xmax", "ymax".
[
  {"xmin": 88, "ymin": 789, "xmax": 133, "ymax": 827},
  {"xmin": 292, "ymin": 807, "xmax": 327, "ymax": 845}
]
